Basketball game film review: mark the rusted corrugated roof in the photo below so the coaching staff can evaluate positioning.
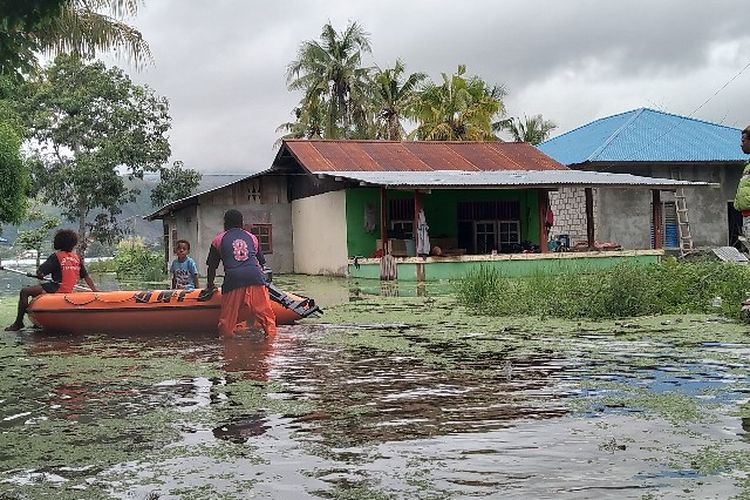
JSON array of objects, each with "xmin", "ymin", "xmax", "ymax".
[{"xmin": 281, "ymin": 140, "xmax": 566, "ymax": 172}]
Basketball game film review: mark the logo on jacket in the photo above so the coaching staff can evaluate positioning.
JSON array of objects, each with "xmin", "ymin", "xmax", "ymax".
[{"xmin": 232, "ymin": 239, "xmax": 249, "ymax": 261}]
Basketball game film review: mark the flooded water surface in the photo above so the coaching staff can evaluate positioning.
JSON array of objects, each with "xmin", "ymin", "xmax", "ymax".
[{"xmin": 1, "ymin": 278, "xmax": 750, "ymax": 498}]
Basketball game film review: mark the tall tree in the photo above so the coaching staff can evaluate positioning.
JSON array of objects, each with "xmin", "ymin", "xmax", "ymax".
[
  {"xmin": 0, "ymin": 75, "xmax": 30, "ymax": 225},
  {"xmin": 150, "ymin": 160, "xmax": 202, "ymax": 208},
  {"xmin": 285, "ymin": 21, "xmax": 373, "ymax": 139},
  {"xmin": 495, "ymin": 114, "xmax": 557, "ymax": 145},
  {"xmin": 0, "ymin": 121, "xmax": 30, "ymax": 226},
  {"xmin": 413, "ymin": 65, "xmax": 506, "ymax": 141},
  {"xmin": 24, "ymin": 54, "xmax": 170, "ymax": 254},
  {"xmin": 0, "ymin": 0, "xmax": 150, "ymax": 80},
  {"xmin": 372, "ymin": 60, "xmax": 426, "ymax": 140},
  {"xmin": 275, "ymin": 92, "xmax": 325, "ymax": 145}
]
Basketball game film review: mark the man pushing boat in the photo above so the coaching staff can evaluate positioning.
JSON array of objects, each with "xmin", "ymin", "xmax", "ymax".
[{"xmin": 205, "ymin": 210, "xmax": 277, "ymax": 338}]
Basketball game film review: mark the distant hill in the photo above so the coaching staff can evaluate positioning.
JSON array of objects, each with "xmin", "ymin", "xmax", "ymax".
[{"xmin": 1, "ymin": 174, "xmax": 249, "ymax": 248}]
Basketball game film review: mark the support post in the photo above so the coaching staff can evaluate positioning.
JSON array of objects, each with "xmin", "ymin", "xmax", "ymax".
[
  {"xmin": 380, "ymin": 187, "xmax": 388, "ymax": 253},
  {"xmin": 652, "ymin": 190, "xmax": 663, "ymax": 249},
  {"xmin": 585, "ymin": 187, "xmax": 595, "ymax": 250},
  {"xmin": 538, "ymin": 189, "xmax": 549, "ymax": 253}
]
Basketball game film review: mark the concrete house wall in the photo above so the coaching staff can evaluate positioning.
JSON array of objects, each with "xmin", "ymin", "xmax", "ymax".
[
  {"xmin": 165, "ymin": 175, "xmax": 294, "ymax": 275},
  {"xmin": 291, "ymin": 190, "xmax": 348, "ymax": 276},
  {"xmin": 550, "ymin": 164, "xmax": 741, "ymax": 249}
]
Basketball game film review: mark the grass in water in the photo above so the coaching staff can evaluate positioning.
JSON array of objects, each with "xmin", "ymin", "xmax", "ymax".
[{"xmin": 456, "ymin": 258, "xmax": 750, "ymax": 320}]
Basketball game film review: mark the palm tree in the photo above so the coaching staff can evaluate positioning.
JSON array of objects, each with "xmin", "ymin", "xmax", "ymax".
[
  {"xmin": 413, "ymin": 65, "xmax": 506, "ymax": 141},
  {"xmin": 1, "ymin": 0, "xmax": 150, "ymax": 79},
  {"xmin": 285, "ymin": 21, "xmax": 373, "ymax": 139},
  {"xmin": 495, "ymin": 114, "xmax": 557, "ymax": 145},
  {"xmin": 37, "ymin": 0, "xmax": 150, "ymax": 63},
  {"xmin": 275, "ymin": 93, "xmax": 325, "ymax": 146},
  {"xmin": 372, "ymin": 60, "xmax": 426, "ymax": 140}
]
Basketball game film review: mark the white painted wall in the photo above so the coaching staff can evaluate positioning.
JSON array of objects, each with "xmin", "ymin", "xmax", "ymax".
[{"xmin": 292, "ymin": 190, "xmax": 348, "ymax": 276}]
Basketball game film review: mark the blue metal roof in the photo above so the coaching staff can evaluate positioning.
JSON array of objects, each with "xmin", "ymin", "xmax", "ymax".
[{"xmin": 538, "ymin": 108, "xmax": 748, "ymax": 164}]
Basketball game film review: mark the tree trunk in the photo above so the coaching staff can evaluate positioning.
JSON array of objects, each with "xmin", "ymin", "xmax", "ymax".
[
  {"xmin": 388, "ymin": 114, "xmax": 401, "ymax": 141},
  {"xmin": 78, "ymin": 212, "xmax": 87, "ymax": 257}
]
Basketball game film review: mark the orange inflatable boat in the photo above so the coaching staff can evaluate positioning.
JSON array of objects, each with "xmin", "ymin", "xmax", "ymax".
[{"xmin": 26, "ymin": 284, "xmax": 321, "ymax": 334}]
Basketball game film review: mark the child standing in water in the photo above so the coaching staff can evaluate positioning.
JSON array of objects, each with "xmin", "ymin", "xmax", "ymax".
[
  {"xmin": 5, "ymin": 229, "xmax": 98, "ymax": 331},
  {"xmin": 170, "ymin": 239, "xmax": 199, "ymax": 290}
]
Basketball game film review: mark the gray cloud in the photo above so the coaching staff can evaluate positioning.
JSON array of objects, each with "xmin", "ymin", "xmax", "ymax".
[{"xmin": 116, "ymin": 0, "xmax": 750, "ymax": 171}]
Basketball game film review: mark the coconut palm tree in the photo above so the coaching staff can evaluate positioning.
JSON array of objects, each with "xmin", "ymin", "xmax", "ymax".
[
  {"xmin": 372, "ymin": 60, "xmax": 426, "ymax": 140},
  {"xmin": 285, "ymin": 21, "xmax": 373, "ymax": 139},
  {"xmin": 413, "ymin": 65, "xmax": 506, "ymax": 141},
  {"xmin": 275, "ymin": 93, "xmax": 325, "ymax": 146},
  {"xmin": 37, "ymin": 0, "xmax": 150, "ymax": 62},
  {"xmin": 495, "ymin": 114, "xmax": 557, "ymax": 145},
  {"xmin": 1, "ymin": 0, "xmax": 150, "ymax": 79}
]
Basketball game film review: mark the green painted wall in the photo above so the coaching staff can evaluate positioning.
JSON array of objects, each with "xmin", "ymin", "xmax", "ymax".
[
  {"xmin": 345, "ymin": 188, "xmax": 542, "ymax": 257},
  {"xmin": 349, "ymin": 254, "xmax": 661, "ymax": 281},
  {"xmin": 346, "ymin": 188, "xmax": 380, "ymax": 257},
  {"xmin": 423, "ymin": 189, "xmax": 539, "ymax": 242}
]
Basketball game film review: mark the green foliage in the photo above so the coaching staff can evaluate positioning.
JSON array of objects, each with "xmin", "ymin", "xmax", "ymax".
[
  {"xmin": 24, "ymin": 54, "xmax": 171, "ymax": 254},
  {"xmin": 0, "ymin": 121, "xmax": 29, "ymax": 225},
  {"xmin": 281, "ymin": 22, "xmax": 515, "ymax": 143},
  {"xmin": 84, "ymin": 239, "xmax": 114, "ymax": 258},
  {"xmin": 494, "ymin": 114, "xmax": 557, "ymax": 145},
  {"xmin": 0, "ymin": 0, "xmax": 149, "ymax": 81},
  {"xmin": 284, "ymin": 21, "xmax": 374, "ymax": 140},
  {"xmin": 150, "ymin": 160, "xmax": 202, "ymax": 208},
  {"xmin": 456, "ymin": 259, "xmax": 750, "ymax": 320},
  {"xmin": 112, "ymin": 236, "xmax": 165, "ymax": 281},
  {"xmin": 413, "ymin": 64, "xmax": 506, "ymax": 141},
  {"xmin": 372, "ymin": 60, "xmax": 426, "ymax": 141},
  {"xmin": 15, "ymin": 207, "xmax": 60, "ymax": 266}
]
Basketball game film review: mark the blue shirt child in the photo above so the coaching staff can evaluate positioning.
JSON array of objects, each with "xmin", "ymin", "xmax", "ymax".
[{"xmin": 170, "ymin": 257, "xmax": 198, "ymax": 290}]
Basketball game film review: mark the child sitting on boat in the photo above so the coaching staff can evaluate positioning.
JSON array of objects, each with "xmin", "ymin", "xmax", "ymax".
[
  {"xmin": 170, "ymin": 239, "xmax": 199, "ymax": 290},
  {"xmin": 5, "ymin": 229, "xmax": 98, "ymax": 331}
]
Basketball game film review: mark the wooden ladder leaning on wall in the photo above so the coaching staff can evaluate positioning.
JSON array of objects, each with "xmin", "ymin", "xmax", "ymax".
[{"xmin": 675, "ymin": 188, "xmax": 694, "ymax": 257}]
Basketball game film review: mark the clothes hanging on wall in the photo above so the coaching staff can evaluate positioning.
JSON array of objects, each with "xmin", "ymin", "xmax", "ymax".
[
  {"xmin": 364, "ymin": 203, "xmax": 377, "ymax": 233},
  {"xmin": 417, "ymin": 209, "xmax": 431, "ymax": 256}
]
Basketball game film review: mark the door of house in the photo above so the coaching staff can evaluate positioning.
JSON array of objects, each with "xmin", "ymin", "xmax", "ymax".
[
  {"xmin": 663, "ymin": 201, "xmax": 678, "ymax": 249},
  {"xmin": 728, "ymin": 202, "xmax": 743, "ymax": 248},
  {"xmin": 474, "ymin": 221, "xmax": 497, "ymax": 254}
]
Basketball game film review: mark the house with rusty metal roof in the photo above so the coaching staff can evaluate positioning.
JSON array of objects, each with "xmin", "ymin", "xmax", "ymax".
[
  {"xmin": 146, "ymin": 139, "xmax": 706, "ymax": 280},
  {"xmin": 539, "ymin": 108, "xmax": 747, "ymax": 251}
]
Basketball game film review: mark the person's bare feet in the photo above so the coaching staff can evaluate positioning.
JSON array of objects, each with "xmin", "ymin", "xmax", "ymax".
[{"xmin": 4, "ymin": 323, "xmax": 23, "ymax": 331}]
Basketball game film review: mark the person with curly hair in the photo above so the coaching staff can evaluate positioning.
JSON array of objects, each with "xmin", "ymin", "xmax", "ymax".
[{"xmin": 5, "ymin": 229, "xmax": 98, "ymax": 331}]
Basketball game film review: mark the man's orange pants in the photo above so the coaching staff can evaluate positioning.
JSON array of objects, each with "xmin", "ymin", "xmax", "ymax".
[{"xmin": 218, "ymin": 285, "xmax": 277, "ymax": 337}]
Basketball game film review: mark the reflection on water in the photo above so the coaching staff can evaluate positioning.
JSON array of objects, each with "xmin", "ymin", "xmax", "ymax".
[
  {"xmin": 0, "ymin": 271, "xmax": 451, "ymax": 308},
  {"xmin": 2, "ymin": 297, "xmax": 750, "ymax": 497}
]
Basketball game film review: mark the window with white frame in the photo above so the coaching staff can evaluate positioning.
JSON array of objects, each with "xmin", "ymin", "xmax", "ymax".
[
  {"xmin": 474, "ymin": 221, "xmax": 497, "ymax": 254},
  {"xmin": 498, "ymin": 221, "xmax": 520, "ymax": 246}
]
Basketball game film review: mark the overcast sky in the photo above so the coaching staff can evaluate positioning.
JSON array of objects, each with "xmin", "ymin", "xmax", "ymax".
[{"xmin": 116, "ymin": 0, "xmax": 750, "ymax": 173}]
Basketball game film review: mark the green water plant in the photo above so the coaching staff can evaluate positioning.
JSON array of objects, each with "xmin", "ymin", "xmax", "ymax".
[{"xmin": 456, "ymin": 258, "xmax": 750, "ymax": 320}]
